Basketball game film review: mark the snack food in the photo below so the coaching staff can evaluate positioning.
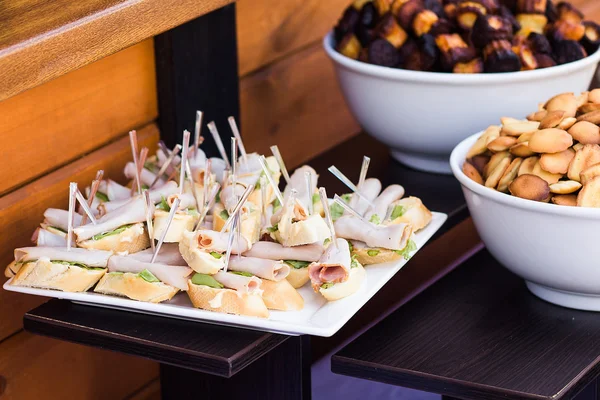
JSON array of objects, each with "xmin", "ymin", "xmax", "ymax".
[{"xmin": 463, "ymin": 90, "xmax": 600, "ymax": 207}]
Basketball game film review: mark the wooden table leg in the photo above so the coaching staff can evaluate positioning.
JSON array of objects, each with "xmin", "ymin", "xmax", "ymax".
[{"xmin": 160, "ymin": 336, "xmax": 311, "ymax": 400}]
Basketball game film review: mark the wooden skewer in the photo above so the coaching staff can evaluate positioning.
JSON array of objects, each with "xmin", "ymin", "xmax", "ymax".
[
  {"xmin": 319, "ymin": 187, "xmax": 338, "ymax": 249},
  {"xmin": 80, "ymin": 170, "xmax": 104, "ymax": 225},
  {"xmin": 67, "ymin": 183, "xmax": 77, "ymax": 251},
  {"xmin": 228, "ymin": 116, "xmax": 247, "ymax": 162},
  {"xmin": 221, "ymin": 184, "xmax": 254, "ymax": 233},
  {"xmin": 194, "ymin": 182, "xmax": 220, "ymax": 231},
  {"xmin": 184, "ymin": 159, "xmax": 201, "ymax": 212},
  {"xmin": 270, "ymin": 145, "xmax": 290, "ymax": 185},
  {"xmin": 150, "ymin": 144, "xmax": 181, "ymax": 188},
  {"xmin": 333, "ymin": 194, "xmax": 369, "ymax": 223},
  {"xmin": 203, "ymin": 159, "xmax": 212, "ymax": 214},
  {"xmin": 222, "ymin": 213, "xmax": 239, "ymax": 273},
  {"xmin": 258, "ymin": 155, "xmax": 283, "ymax": 205},
  {"xmin": 137, "ymin": 147, "xmax": 149, "ymax": 193},
  {"xmin": 194, "ymin": 110, "xmax": 203, "ymax": 157},
  {"xmin": 207, "ymin": 121, "xmax": 231, "ymax": 169},
  {"xmin": 144, "ymin": 191, "xmax": 155, "ymax": 252},
  {"xmin": 151, "ymin": 198, "xmax": 180, "ymax": 263},
  {"xmin": 75, "ymin": 188, "xmax": 98, "ymax": 225},
  {"xmin": 230, "ymin": 137, "xmax": 238, "ymax": 212},
  {"xmin": 328, "ymin": 165, "xmax": 375, "ymax": 208},
  {"xmin": 260, "ymin": 176, "xmax": 268, "ymax": 227},
  {"xmin": 358, "ymin": 156, "xmax": 370, "ymax": 187},
  {"xmin": 179, "ymin": 130, "xmax": 190, "ymax": 195},
  {"xmin": 129, "ymin": 131, "xmax": 141, "ymax": 195},
  {"xmin": 305, "ymin": 170, "xmax": 313, "ymax": 215}
]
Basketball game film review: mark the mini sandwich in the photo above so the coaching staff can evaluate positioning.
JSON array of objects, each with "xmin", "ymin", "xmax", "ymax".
[
  {"xmin": 308, "ymin": 238, "xmax": 365, "ymax": 301},
  {"xmin": 124, "ymin": 161, "xmax": 165, "ymax": 188},
  {"xmin": 74, "ymin": 196, "xmax": 151, "ymax": 254},
  {"xmin": 31, "ymin": 227, "xmax": 68, "ymax": 247},
  {"xmin": 227, "ymin": 256, "xmax": 303, "ymax": 311},
  {"xmin": 94, "ymin": 253, "xmax": 192, "ymax": 303},
  {"xmin": 40, "ymin": 208, "xmax": 82, "ymax": 238},
  {"xmin": 347, "ymin": 178, "xmax": 382, "ymax": 216},
  {"xmin": 187, "ymin": 270, "xmax": 269, "ymax": 318},
  {"xmin": 179, "ymin": 229, "xmax": 251, "ymax": 274},
  {"xmin": 244, "ymin": 241, "xmax": 325, "ymax": 288},
  {"xmin": 153, "ymin": 191, "xmax": 199, "ymax": 243},
  {"xmin": 269, "ymin": 195, "xmax": 330, "ymax": 247},
  {"xmin": 10, "ymin": 247, "xmax": 112, "ymax": 292},
  {"xmin": 235, "ymin": 153, "xmax": 281, "ymax": 206},
  {"xmin": 212, "ymin": 201, "xmax": 261, "ymax": 244},
  {"xmin": 99, "ymin": 181, "xmax": 177, "ymax": 215},
  {"xmin": 83, "ymin": 179, "xmax": 132, "ymax": 213}
]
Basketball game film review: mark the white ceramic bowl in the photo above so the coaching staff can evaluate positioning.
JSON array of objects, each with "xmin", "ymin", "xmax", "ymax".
[
  {"xmin": 324, "ymin": 32, "xmax": 600, "ymax": 174},
  {"xmin": 451, "ymin": 132, "xmax": 600, "ymax": 311}
]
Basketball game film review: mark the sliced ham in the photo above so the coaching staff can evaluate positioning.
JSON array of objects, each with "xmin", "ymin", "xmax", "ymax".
[
  {"xmin": 334, "ymin": 215, "xmax": 412, "ymax": 250},
  {"xmin": 124, "ymin": 162, "xmax": 164, "ymax": 187},
  {"xmin": 32, "ymin": 228, "xmax": 68, "ymax": 247},
  {"xmin": 96, "ymin": 180, "xmax": 131, "ymax": 201},
  {"xmin": 130, "ymin": 243, "xmax": 185, "ymax": 265},
  {"xmin": 283, "ymin": 165, "xmax": 318, "ymax": 208},
  {"xmin": 108, "ymin": 255, "xmax": 192, "ymax": 290},
  {"xmin": 227, "ymin": 256, "xmax": 290, "ymax": 281},
  {"xmin": 15, "ymin": 247, "xmax": 112, "ymax": 267},
  {"xmin": 43, "ymin": 208, "xmax": 82, "ymax": 232},
  {"xmin": 167, "ymin": 192, "xmax": 197, "ymax": 210},
  {"xmin": 214, "ymin": 271, "xmax": 262, "ymax": 294},
  {"xmin": 364, "ymin": 184, "xmax": 405, "ymax": 221},
  {"xmin": 308, "ymin": 238, "xmax": 351, "ymax": 289},
  {"xmin": 236, "ymin": 153, "xmax": 262, "ymax": 175},
  {"xmin": 244, "ymin": 241, "xmax": 324, "ymax": 262},
  {"xmin": 99, "ymin": 182, "xmax": 177, "ymax": 214},
  {"xmin": 210, "ymin": 158, "xmax": 227, "ymax": 184},
  {"xmin": 194, "ymin": 229, "xmax": 250, "ymax": 254},
  {"xmin": 75, "ymin": 196, "xmax": 150, "ymax": 241},
  {"xmin": 221, "ymin": 183, "xmax": 247, "ymax": 212},
  {"xmin": 348, "ymin": 178, "xmax": 382, "ymax": 216}
]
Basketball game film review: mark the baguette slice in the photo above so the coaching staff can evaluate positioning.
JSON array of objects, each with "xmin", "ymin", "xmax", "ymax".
[
  {"xmin": 286, "ymin": 267, "xmax": 310, "ymax": 289},
  {"xmin": 11, "ymin": 259, "xmax": 105, "ymax": 292},
  {"xmin": 187, "ymin": 280, "xmax": 269, "ymax": 318},
  {"xmin": 388, "ymin": 197, "xmax": 432, "ymax": 231},
  {"xmin": 94, "ymin": 272, "xmax": 178, "ymax": 303},
  {"xmin": 153, "ymin": 210, "xmax": 198, "ymax": 243},
  {"xmin": 318, "ymin": 262, "xmax": 366, "ymax": 301},
  {"xmin": 273, "ymin": 215, "xmax": 330, "ymax": 247},
  {"xmin": 352, "ymin": 247, "xmax": 401, "ymax": 265},
  {"xmin": 5, "ymin": 261, "xmax": 18, "ymax": 278},
  {"xmin": 78, "ymin": 222, "xmax": 150, "ymax": 254},
  {"xmin": 260, "ymin": 279, "xmax": 304, "ymax": 310},
  {"xmin": 212, "ymin": 203, "xmax": 261, "ymax": 244}
]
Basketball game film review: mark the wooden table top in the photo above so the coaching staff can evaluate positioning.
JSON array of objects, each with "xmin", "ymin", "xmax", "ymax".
[{"xmin": 332, "ymin": 249, "xmax": 600, "ymax": 400}]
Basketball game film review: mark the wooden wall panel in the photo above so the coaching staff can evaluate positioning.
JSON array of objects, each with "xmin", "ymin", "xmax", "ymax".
[
  {"xmin": 240, "ymin": 42, "xmax": 360, "ymax": 168},
  {"xmin": 0, "ymin": 332, "xmax": 157, "ymax": 400},
  {"xmin": 0, "ymin": 124, "xmax": 159, "ymax": 342},
  {"xmin": 0, "ymin": 39, "xmax": 157, "ymax": 196},
  {"xmin": 236, "ymin": 0, "xmax": 347, "ymax": 76}
]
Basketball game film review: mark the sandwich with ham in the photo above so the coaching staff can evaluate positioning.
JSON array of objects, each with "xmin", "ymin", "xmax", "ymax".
[
  {"xmin": 40, "ymin": 208, "xmax": 82, "ymax": 238},
  {"xmin": 308, "ymin": 238, "xmax": 365, "ymax": 301},
  {"xmin": 152, "ymin": 189, "xmax": 200, "ymax": 243},
  {"xmin": 269, "ymin": 194, "xmax": 330, "ymax": 247},
  {"xmin": 10, "ymin": 247, "xmax": 112, "ymax": 292},
  {"xmin": 187, "ymin": 270, "xmax": 269, "ymax": 318},
  {"xmin": 179, "ymin": 229, "xmax": 251, "ymax": 274}
]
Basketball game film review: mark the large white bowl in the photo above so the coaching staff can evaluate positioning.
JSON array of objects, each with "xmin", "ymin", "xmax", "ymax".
[
  {"xmin": 324, "ymin": 32, "xmax": 600, "ymax": 174},
  {"xmin": 451, "ymin": 132, "xmax": 600, "ymax": 311}
]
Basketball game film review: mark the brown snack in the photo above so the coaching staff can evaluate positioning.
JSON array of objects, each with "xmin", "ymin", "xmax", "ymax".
[
  {"xmin": 552, "ymin": 194, "xmax": 578, "ymax": 206},
  {"xmin": 487, "ymin": 136, "xmax": 518, "ymax": 151},
  {"xmin": 483, "ymin": 40, "xmax": 522, "ymax": 72},
  {"xmin": 547, "ymin": 19, "xmax": 586, "ymax": 41},
  {"xmin": 337, "ymin": 34, "xmax": 363, "ymax": 59},
  {"xmin": 501, "ymin": 120, "xmax": 540, "ymax": 136},
  {"xmin": 453, "ymin": 57, "xmax": 485, "ymax": 73},
  {"xmin": 518, "ymin": 155, "xmax": 539, "ymax": 175},
  {"xmin": 463, "ymin": 162, "xmax": 484, "ymax": 184},
  {"xmin": 501, "ymin": 116, "xmax": 524, "ymax": 125},
  {"xmin": 484, "ymin": 151, "xmax": 512, "ymax": 178},
  {"xmin": 467, "ymin": 125, "xmax": 501, "ymax": 158},
  {"xmin": 527, "ymin": 32, "xmax": 553, "ymax": 54},
  {"xmin": 514, "ymin": 44, "xmax": 538, "ymax": 70},
  {"xmin": 573, "ymin": 142, "xmax": 585, "ymax": 151},
  {"xmin": 444, "ymin": 2, "xmax": 458, "ymax": 19},
  {"xmin": 517, "ymin": 131, "xmax": 535, "ymax": 142},
  {"xmin": 527, "ymin": 110, "xmax": 547, "ymax": 121},
  {"xmin": 545, "ymin": 0, "xmax": 559, "ymax": 23},
  {"xmin": 368, "ymin": 39, "xmax": 401, "ymax": 66},
  {"xmin": 417, "ymin": 34, "xmax": 441, "ymax": 70},
  {"xmin": 497, "ymin": 157, "xmax": 523, "ymax": 192},
  {"xmin": 395, "ymin": 0, "xmax": 425, "ymax": 30},
  {"xmin": 413, "ymin": 9, "xmax": 439, "ymax": 36},
  {"xmin": 532, "ymin": 160, "xmax": 563, "ymax": 184},
  {"xmin": 589, "ymin": 89, "xmax": 600, "ymax": 104},
  {"xmin": 499, "ymin": 4, "xmax": 522, "ymax": 31},
  {"xmin": 456, "ymin": 1, "xmax": 488, "ymax": 30},
  {"xmin": 435, "ymin": 34, "xmax": 477, "ymax": 70},
  {"xmin": 390, "ymin": 0, "xmax": 409, "ymax": 15},
  {"xmin": 424, "ymin": 0, "xmax": 445, "ymax": 17},
  {"xmin": 538, "ymin": 110, "xmax": 565, "ymax": 129},
  {"xmin": 553, "ymin": 40, "xmax": 587, "ymax": 65},
  {"xmin": 580, "ymin": 163, "xmax": 600, "ymax": 185},
  {"xmin": 376, "ymin": 13, "xmax": 409, "ymax": 48},
  {"xmin": 556, "ymin": 1, "xmax": 584, "ymax": 24},
  {"xmin": 568, "ymin": 121, "xmax": 600, "ymax": 145},
  {"xmin": 544, "ymin": 92, "xmax": 577, "ymax": 118},
  {"xmin": 577, "ymin": 176, "xmax": 600, "ymax": 207},
  {"xmin": 335, "ymin": 6, "xmax": 360, "ymax": 43},
  {"xmin": 516, "ymin": 0, "xmax": 547, "ymax": 14},
  {"xmin": 577, "ymin": 110, "xmax": 600, "ymax": 124},
  {"xmin": 557, "ymin": 117, "xmax": 577, "ymax": 130},
  {"xmin": 485, "ymin": 157, "xmax": 511, "ymax": 188},
  {"xmin": 534, "ymin": 53, "xmax": 557, "ymax": 68},
  {"xmin": 578, "ymin": 103, "xmax": 600, "ymax": 114},
  {"xmin": 472, "ymin": 14, "xmax": 513, "ymax": 48},
  {"xmin": 567, "ymin": 144, "xmax": 600, "ymax": 181},
  {"xmin": 510, "ymin": 142, "xmax": 536, "ymax": 157},
  {"xmin": 581, "ymin": 21, "xmax": 600, "ymax": 55},
  {"xmin": 538, "ymin": 148, "xmax": 575, "ymax": 174},
  {"xmin": 470, "ymin": 154, "xmax": 491, "ymax": 175},
  {"xmin": 353, "ymin": 0, "xmax": 373, "ymax": 9},
  {"xmin": 528, "ymin": 128, "xmax": 573, "ymax": 153},
  {"xmin": 476, "ymin": 0, "xmax": 501, "ymax": 14},
  {"xmin": 549, "ymin": 179, "xmax": 582, "ymax": 194},
  {"xmin": 515, "ymin": 13, "xmax": 548, "ymax": 36},
  {"xmin": 576, "ymin": 91, "xmax": 589, "ymax": 107},
  {"xmin": 374, "ymin": 0, "xmax": 393, "ymax": 15},
  {"xmin": 509, "ymin": 174, "xmax": 550, "ymax": 201}
]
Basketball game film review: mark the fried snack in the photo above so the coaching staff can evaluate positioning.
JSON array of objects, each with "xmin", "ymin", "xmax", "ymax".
[
  {"xmin": 435, "ymin": 34, "xmax": 477, "ymax": 70},
  {"xmin": 509, "ymin": 174, "xmax": 550, "ymax": 201},
  {"xmin": 472, "ymin": 14, "xmax": 513, "ymax": 48},
  {"xmin": 483, "ymin": 40, "xmax": 521, "ymax": 72},
  {"xmin": 553, "ymin": 40, "xmax": 587, "ymax": 65}
]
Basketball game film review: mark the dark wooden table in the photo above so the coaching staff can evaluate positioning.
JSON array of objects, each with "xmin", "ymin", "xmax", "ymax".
[
  {"xmin": 332, "ymin": 248, "xmax": 600, "ymax": 400},
  {"xmin": 22, "ymin": 133, "xmax": 478, "ymax": 400}
]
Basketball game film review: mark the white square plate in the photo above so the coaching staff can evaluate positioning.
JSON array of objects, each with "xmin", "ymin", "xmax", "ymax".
[{"xmin": 4, "ymin": 212, "xmax": 446, "ymax": 337}]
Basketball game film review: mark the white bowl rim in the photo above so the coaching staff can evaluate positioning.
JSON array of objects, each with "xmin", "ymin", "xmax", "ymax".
[
  {"xmin": 451, "ymin": 131, "xmax": 600, "ymax": 219},
  {"xmin": 323, "ymin": 31, "xmax": 600, "ymax": 85}
]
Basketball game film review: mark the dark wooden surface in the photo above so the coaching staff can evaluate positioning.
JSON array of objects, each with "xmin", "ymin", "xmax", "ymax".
[
  {"xmin": 155, "ymin": 4, "xmax": 240, "ymax": 153},
  {"xmin": 333, "ymin": 248, "xmax": 600, "ymax": 400}
]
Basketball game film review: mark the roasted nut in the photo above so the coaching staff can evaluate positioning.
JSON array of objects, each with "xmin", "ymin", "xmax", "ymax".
[
  {"xmin": 470, "ymin": 154, "xmax": 491, "ymax": 175},
  {"xmin": 488, "ymin": 135, "xmax": 518, "ymax": 151},
  {"xmin": 552, "ymin": 194, "xmax": 578, "ymax": 206},
  {"xmin": 527, "ymin": 110, "xmax": 547, "ymax": 121},
  {"xmin": 579, "ymin": 103, "xmax": 600, "ymax": 114},
  {"xmin": 368, "ymin": 39, "xmax": 401, "ymax": 66},
  {"xmin": 453, "ymin": 57, "xmax": 485, "ymax": 73},
  {"xmin": 374, "ymin": 0, "xmax": 393, "ymax": 15},
  {"xmin": 577, "ymin": 91, "xmax": 590, "ymax": 107},
  {"xmin": 573, "ymin": 142, "xmax": 585, "ymax": 151},
  {"xmin": 418, "ymin": 34, "xmax": 440, "ymax": 70},
  {"xmin": 528, "ymin": 128, "xmax": 573, "ymax": 153},
  {"xmin": 514, "ymin": 44, "xmax": 538, "ymax": 70},
  {"xmin": 580, "ymin": 163, "xmax": 600, "ymax": 185},
  {"xmin": 335, "ymin": 6, "xmax": 361, "ymax": 42},
  {"xmin": 515, "ymin": 13, "xmax": 548, "ymax": 36},
  {"xmin": 376, "ymin": 13, "xmax": 409, "ymax": 48},
  {"xmin": 546, "ymin": 20, "xmax": 586, "ymax": 42},
  {"xmin": 544, "ymin": 92, "xmax": 577, "ymax": 117},
  {"xmin": 556, "ymin": 1, "xmax": 584, "ymax": 24},
  {"xmin": 356, "ymin": 25, "xmax": 375, "ymax": 47},
  {"xmin": 577, "ymin": 110, "xmax": 600, "ymax": 124},
  {"xmin": 484, "ymin": 150, "xmax": 512, "ymax": 178},
  {"xmin": 424, "ymin": 0, "xmax": 445, "ymax": 17},
  {"xmin": 516, "ymin": 0, "xmax": 547, "ymax": 14},
  {"xmin": 577, "ymin": 176, "xmax": 600, "ymax": 207},
  {"xmin": 500, "ymin": 4, "xmax": 522, "ymax": 32},
  {"xmin": 568, "ymin": 121, "xmax": 600, "ymax": 144},
  {"xmin": 534, "ymin": 53, "xmax": 557, "ymax": 68},
  {"xmin": 399, "ymin": 36, "xmax": 438, "ymax": 70},
  {"xmin": 558, "ymin": 116, "xmax": 577, "ymax": 130},
  {"xmin": 430, "ymin": 18, "xmax": 455, "ymax": 35},
  {"xmin": 510, "ymin": 142, "xmax": 536, "ymax": 157},
  {"xmin": 444, "ymin": 2, "xmax": 459, "ymax": 19},
  {"xmin": 532, "ymin": 160, "xmax": 563, "ymax": 184},
  {"xmin": 353, "ymin": 0, "xmax": 374, "ymax": 9},
  {"xmin": 567, "ymin": 144, "xmax": 600, "ymax": 181},
  {"xmin": 518, "ymin": 155, "xmax": 539, "ymax": 175},
  {"xmin": 509, "ymin": 174, "xmax": 551, "ymax": 201},
  {"xmin": 527, "ymin": 32, "xmax": 553, "ymax": 54},
  {"xmin": 471, "ymin": 14, "xmax": 513, "ymax": 48},
  {"xmin": 485, "ymin": 156, "xmax": 511, "ymax": 188},
  {"xmin": 435, "ymin": 34, "xmax": 477, "ymax": 70},
  {"xmin": 539, "ymin": 148, "xmax": 575, "ymax": 174},
  {"xmin": 463, "ymin": 161, "xmax": 484, "ymax": 184},
  {"xmin": 337, "ymin": 34, "xmax": 363, "ymax": 59},
  {"xmin": 545, "ymin": 0, "xmax": 559, "ymax": 23},
  {"xmin": 457, "ymin": 1, "xmax": 488, "ymax": 30},
  {"xmin": 467, "ymin": 125, "xmax": 501, "ymax": 158},
  {"xmin": 582, "ymin": 21, "xmax": 600, "ymax": 55},
  {"xmin": 391, "ymin": 0, "xmax": 410, "ymax": 15},
  {"xmin": 549, "ymin": 180, "xmax": 582, "ymax": 194},
  {"xmin": 518, "ymin": 131, "xmax": 535, "ymax": 142},
  {"xmin": 501, "ymin": 116, "xmax": 525, "ymax": 125},
  {"xmin": 395, "ymin": 0, "xmax": 425, "ymax": 30},
  {"xmin": 553, "ymin": 40, "xmax": 587, "ymax": 65},
  {"xmin": 539, "ymin": 110, "xmax": 565, "ymax": 129},
  {"xmin": 476, "ymin": 0, "xmax": 501, "ymax": 14},
  {"xmin": 501, "ymin": 120, "xmax": 540, "ymax": 136},
  {"xmin": 359, "ymin": 1, "xmax": 379, "ymax": 27},
  {"xmin": 413, "ymin": 10, "xmax": 439, "ymax": 36},
  {"xmin": 497, "ymin": 157, "xmax": 523, "ymax": 192},
  {"xmin": 589, "ymin": 89, "xmax": 600, "ymax": 104},
  {"xmin": 483, "ymin": 40, "xmax": 522, "ymax": 72}
]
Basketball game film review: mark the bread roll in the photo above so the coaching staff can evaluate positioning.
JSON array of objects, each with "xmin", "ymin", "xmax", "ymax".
[
  {"xmin": 187, "ymin": 280, "xmax": 269, "ymax": 318},
  {"xmin": 78, "ymin": 222, "xmax": 150, "ymax": 254},
  {"xmin": 94, "ymin": 272, "xmax": 178, "ymax": 303},
  {"xmin": 11, "ymin": 259, "xmax": 106, "ymax": 292}
]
